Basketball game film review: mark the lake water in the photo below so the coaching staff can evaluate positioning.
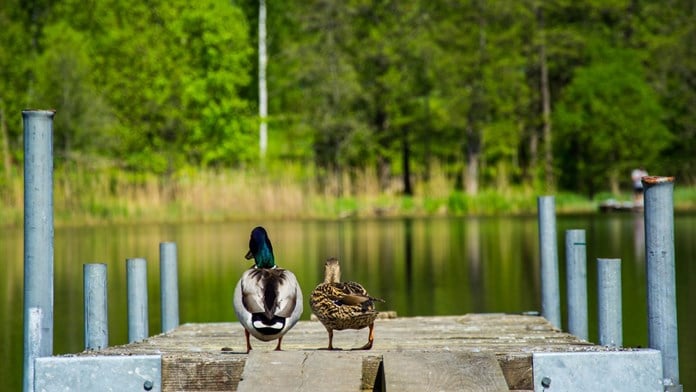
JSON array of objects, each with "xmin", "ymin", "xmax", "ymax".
[{"xmin": 2, "ymin": 214, "xmax": 694, "ymax": 390}]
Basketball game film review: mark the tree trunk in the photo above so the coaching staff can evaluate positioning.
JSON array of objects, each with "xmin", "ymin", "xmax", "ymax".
[
  {"xmin": 0, "ymin": 104, "xmax": 11, "ymax": 185},
  {"xmin": 375, "ymin": 104, "xmax": 391, "ymax": 191},
  {"xmin": 528, "ymin": 123, "xmax": 538, "ymax": 183},
  {"xmin": 258, "ymin": 0, "xmax": 268, "ymax": 159},
  {"xmin": 402, "ymin": 127, "xmax": 412, "ymax": 196},
  {"xmin": 423, "ymin": 97, "xmax": 432, "ymax": 183},
  {"xmin": 465, "ymin": 125, "xmax": 480, "ymax": 195},
  {"xmin": 538, "ymin": 4, "xmax": 554, "ymax": 190},
  {"xmin": 609, "ymin": 169, "xmax": 620, "ymax": 195},
  {"xmin": 463, "ymin": 5, "xmax": 486, "ymax": 196},
  {"xmin": 378, "ymin": 156, "xmax": 391, "ymax": 192}
]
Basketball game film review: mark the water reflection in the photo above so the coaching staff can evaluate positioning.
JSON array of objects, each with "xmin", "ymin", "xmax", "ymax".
[
  {"xmin": 403, "ymin": 218, "xmax": 414, "ymax": 315},
  {"xmin": 466, "ymin": 218, "xmax": 483, "ymax": 312},
  {"xmin": 633, "ymin": 213, "xmax": 645, "ymax": 259},
  {"xmin": 1, "ymin": 215, "xmax": 694, "ymax": 390}
]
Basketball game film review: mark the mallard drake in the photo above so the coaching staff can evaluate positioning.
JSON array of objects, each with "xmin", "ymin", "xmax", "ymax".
[
  {"xmin": 310, "ymin": 257, "xmax": 384, "ymax": 350},
  {"xmin": 233, "ymin": 226, "xmax": 303, "ymax": 352}
]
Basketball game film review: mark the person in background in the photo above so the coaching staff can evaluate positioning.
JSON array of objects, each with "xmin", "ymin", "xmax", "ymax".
[{"xmin": 631, "ymin": 167, "xmax": 648, "ymax": 207}]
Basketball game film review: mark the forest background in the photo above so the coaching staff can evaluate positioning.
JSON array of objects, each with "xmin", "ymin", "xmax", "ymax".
[{"xmin": 0, "ymin": 0, "xmax": 695, "ymax": 225}]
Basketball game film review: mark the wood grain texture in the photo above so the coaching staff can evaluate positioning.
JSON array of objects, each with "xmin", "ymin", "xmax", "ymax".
[
  {"xmin": 237, "ymin": 351, "xmax": 363, "ymax": 391},
  {"xmin": 75, "ymin": 314, "xmax": 618, "ymax": 391},
  {"xmin": 383, "ymin": 352, "xmax": 509, "ymax": 392},
  {"xmin": 497, "ymin": 355, "xmax": 533, "ymax": 390},
  {"xmin": 162, "ymin": 353, "xmax": 245, "ymax": 391}
]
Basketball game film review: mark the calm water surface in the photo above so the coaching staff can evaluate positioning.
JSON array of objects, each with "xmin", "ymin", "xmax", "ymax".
[{"xmin": 1, "ymin": 214, "xmax": 694, "ymax": 390}]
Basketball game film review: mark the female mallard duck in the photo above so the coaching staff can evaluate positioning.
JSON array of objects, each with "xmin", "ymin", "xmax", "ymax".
[
  {"xmin": 310, "ymin": 257, "xmax": 384, "ymax": 350},
  {"xmin": 233, "ymin": 226, "xmax": 303, "ymax": 353}
]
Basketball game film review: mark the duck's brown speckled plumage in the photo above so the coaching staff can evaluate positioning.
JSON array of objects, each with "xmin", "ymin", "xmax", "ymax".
[{"xmin": 310, "ymin": 258, "xmax": 384, "ymax": 350}]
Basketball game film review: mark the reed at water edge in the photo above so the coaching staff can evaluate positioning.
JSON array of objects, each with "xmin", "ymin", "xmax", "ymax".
[{"xmin": 2, "ymin": 162, "xmax": 696, "ymax": 228}]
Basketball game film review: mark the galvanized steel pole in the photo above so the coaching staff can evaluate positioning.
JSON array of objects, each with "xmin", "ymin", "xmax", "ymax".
[
  {"xmin": 537, "ymin": 196, "xmax": 561, "ymax": 329},
  {"xmin": 643, "ymin": 176, "xmax": 681, "ymax": 391},
  {"xmin": 160, "ymin": 242, "xmax": 180, "ymax": 333},
  {"xmin": 22, "ymin": 109, "xmax": 55, "ymax": 392},
  {"xmin": 597, "ymin": 258, "xmax": 622, "ymax": 347},
  {"xmin": 24, "ymin": 307, "xmax": 43, "ymax": 392},
  {"xmin": 565, "ymin": 229, "xmax": 588, "ymax": 340},
  {"xmin": 84, "ymin": 263, "xmax": 108, "ymax": 350},
  {"xmin": 127, "ymin": 258, "xmax": 149, "ymax": 343}
]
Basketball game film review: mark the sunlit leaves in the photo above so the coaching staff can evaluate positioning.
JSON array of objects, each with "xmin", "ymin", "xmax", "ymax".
[{"xmin": 554, "ymin": 44, "xmax": 670, "ymax": 195}]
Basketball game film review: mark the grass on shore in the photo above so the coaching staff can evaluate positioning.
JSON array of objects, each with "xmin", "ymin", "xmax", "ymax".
[{"xmin": 0, "ymin": 164, "xmax": 694, "ymax": 228}]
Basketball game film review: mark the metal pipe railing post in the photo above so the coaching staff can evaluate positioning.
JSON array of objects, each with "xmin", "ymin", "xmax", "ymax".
[
  {"xmin": 565, "ymin": 229, "xmax": 588, "ymax": 340},
  {"xmin": 24, "ymin": 307, "xmax": 43, "ymax": 392},
  {"xmin": 127, "ymin": 258, "xmax": 149, "ymax": 343},
  {"xmin": 22, "ymin": 109, "xmax": 55, "ymax": 392},
  {"xmin": 160, "ymin": 242, "xmax": 180, "ymax": 333},
  {"xmin": 537, "ymin": 196, "xmax": 561, "ymax": 328},
  {"xmin": 643, "ymin": 176, "xmax": 681, "ymax": 390},
  {"xmin": 597, "ymin": 258, "xmax": 622, "ymax": 347},
  {"xmin": 84, "ymin": 263, "xmax": 108, "ymax": 350}
]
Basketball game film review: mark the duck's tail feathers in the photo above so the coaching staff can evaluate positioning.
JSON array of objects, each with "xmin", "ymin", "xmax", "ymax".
[{"xmin": 251, "ymin": 313, "xmax": 286, "ymax": 335}]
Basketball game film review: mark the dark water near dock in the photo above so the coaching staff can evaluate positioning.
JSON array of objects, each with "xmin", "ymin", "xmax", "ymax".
[{"xmin": 1, "ymin": 214, "xmax": 694, "ymax": 390}]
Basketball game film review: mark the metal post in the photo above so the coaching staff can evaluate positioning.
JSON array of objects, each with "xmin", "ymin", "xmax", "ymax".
[
  {"xmin": 565, "ymin": 229, "xmax": 588, "ymax": 340},
  {"xmin": 537, "ymin": 196, "xmax": 561, "ymax": 328},
  {"xmin": 597, "ymin": 258, "xmax": 622, "ymax": 347},
  {"xmin": 160, "ymin": 242, "xmax": 180, "ymax": 333},
  {"xmin": 84, "ymin": 263, "xmax": 108, "ymax": 350},
  {"xmin": 22, "ymin": 109, "xmax": 55, "ymax": 392},
  {"xmin": 127, "ymin": 258, "xmax": 149, "ymax": 343},
  {"xmin": 24, "ymin": 307, "xmax": 43, "ymax": 392},
  {"xmin": 643, "ymin": 176, "xmax": 681, "ymax": 391}
]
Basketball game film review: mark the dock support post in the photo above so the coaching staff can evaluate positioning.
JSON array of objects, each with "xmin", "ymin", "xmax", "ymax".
[
  {"xmin": 24, "ymin": 308, "xmax": 43, "ymax": 392},
  {"xmin": 597, "ymin": 258, "xmax": 622, "ymax": 347},
  {"xmin": 643, "ymin": 176, "xmax": 681, "ymax": 391},
  {"xmin": 84, "ymin": 263, "xmax": 108, "ymax": 350},
  {"xmin": 537, "ymin": 196, "xmax": 561, "ymax": 329},
  {"xmin": 127, "ymin": 258, "xmax": 149, "ymax": 343},
  {"xmin": 160, "ymin": 242, "xmax": 180, "ymax": 333},
  {"xmin": 22, "ymin": 110, "xmax": 55, "ymax": 392},
  {"xmin": 565, "ymin": 230, "xmax": 588, "ymax": 340}
]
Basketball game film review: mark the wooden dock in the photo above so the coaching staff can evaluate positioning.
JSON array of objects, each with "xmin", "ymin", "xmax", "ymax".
[{"xmin": 72, "ymin": 313, "xmax": 619, "ymax": 391}]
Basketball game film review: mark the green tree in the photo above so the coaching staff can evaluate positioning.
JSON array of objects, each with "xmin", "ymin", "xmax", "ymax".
[
  {"xmin": 32, "ymin": 22, "xmax": 115, "ymax": 162},
  {"xmin": 427, "ymin": 0, "xmax": 533, "ymax": 194},
  {"xmin": 166, "ymin": 0, "xmax": 255, "ymax": 167},
  {"xmin": 2, "ymin": 0, "xmax": 694, "ymax": 197},
  {"xmin": 276, "ymin": 0, "xmax": 370, "ymax": 193},
  {"xmin": 0, "ymin": 0, "xmax": 30, "ymax": 188},
  {"xmin": 637, "ymin": 0, "xmax": 696, "ymax": 182},
  {"xmin": 554, "ymin": 44, "xmax": 670, "ymax": 196},
  {"xmin": 46, "ymin": 0, "xmax": 254, "ymax": 172}
]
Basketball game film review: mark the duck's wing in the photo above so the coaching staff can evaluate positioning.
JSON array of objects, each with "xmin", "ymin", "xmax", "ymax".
[
  {"xmin": 339, "ymin": 281, "xmax": 385, "ymax": 305},
  {"xmin": 238, "ymin": 269, "xmax": 268, "ymax": 316},
  {"xmin": 240, "ymin": 268, "xmax": 301, "ymax": 320},
  {"xmin": 272, "ymin": 269, "xmax": 302, "ymax": 318},
  {"xmin": 312, "ymin": 282, "xmax": 382, "ymax": 313}
]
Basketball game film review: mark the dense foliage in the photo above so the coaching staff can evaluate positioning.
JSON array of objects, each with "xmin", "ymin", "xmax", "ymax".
[{"xmin": 1, "ymin": 0, "xmax": 694, "ymax": 198}]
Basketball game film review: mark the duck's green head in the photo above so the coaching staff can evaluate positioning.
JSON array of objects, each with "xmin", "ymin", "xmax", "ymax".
[{"xmin": 245, "ymin": 226, "xmax": 275, "ymax": 268}]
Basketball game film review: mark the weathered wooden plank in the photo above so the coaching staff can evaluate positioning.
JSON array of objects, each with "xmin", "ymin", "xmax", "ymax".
[
  {"xmin": 302, "ymin": 352, "xmax": 364, "ymax": 391},
  {"xmin": 382, "ymin": 352, "xmax": 509, "ymax": 392},
  {"xmin": 237, "ymin": 351, "xmax": 305, "ymax": 391},
  {"xmin": 361, "ymin": 355, "xmax": 383, "ymax": 391},
  {"xmin": 77, "ymin": 314, "xmax": 617, "ymax": 391},
  {"xmin": 95, "ymin": 315, "xmax": 595, "ymax": 356},
  {"xmin": 162, "ymin": 353, "xmax": 245, "ymax": 392},
  {"xmin": 237, "ymin": 351, "xmax": 363, "ymax": 392},
  {"xmin": 497, "ymin": 355, "xmax": 533, "ymax": 391}
]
